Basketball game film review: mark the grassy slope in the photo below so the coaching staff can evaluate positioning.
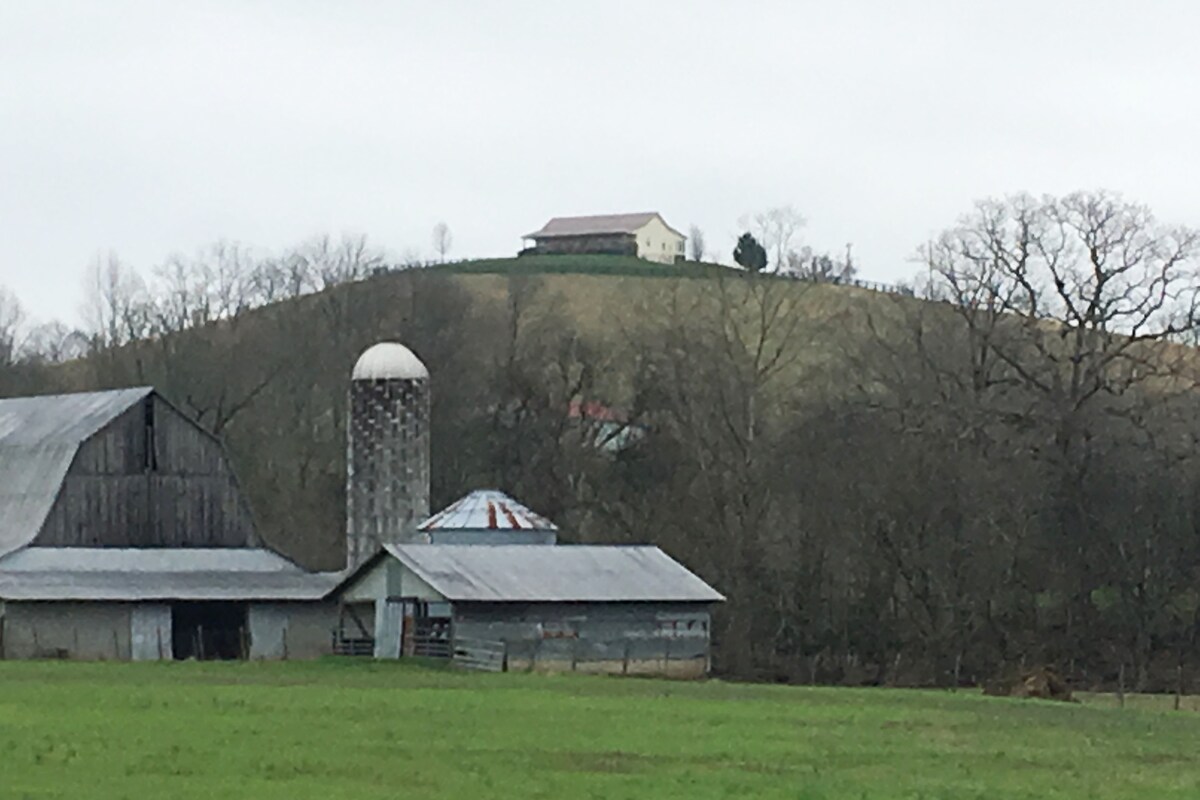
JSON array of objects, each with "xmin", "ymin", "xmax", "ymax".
[
  {"xmin": 427, "ymin": 254, "xmax": 733, "ymax": 278},
  {"xmin": 2, "ymin": 661, "xmax": 1199, "ymax": 799}
]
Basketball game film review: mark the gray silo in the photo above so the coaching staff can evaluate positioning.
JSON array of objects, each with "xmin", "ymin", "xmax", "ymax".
[{"xmin": 346, "ymin": 342, "xmax": 431, "ymax": 568}]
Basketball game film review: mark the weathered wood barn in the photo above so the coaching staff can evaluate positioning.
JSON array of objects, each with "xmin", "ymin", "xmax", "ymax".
[{"xmin": 0, "ymin": 387, "xmax": 338, "ymax": 660}]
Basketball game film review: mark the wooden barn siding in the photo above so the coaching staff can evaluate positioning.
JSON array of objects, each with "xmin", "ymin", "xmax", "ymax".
[{"xmin": 35, "ymin": 397, "xmax": 258, "ymax": 547}]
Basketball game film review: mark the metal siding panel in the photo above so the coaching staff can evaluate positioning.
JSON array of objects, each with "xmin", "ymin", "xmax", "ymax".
[
  {"xmin": 373, "ymin": 599, "xmax": 401, "ymax": 659},
  {"xmin": 130, "ymin": 604, "xmax": 171, "ymax": 661},
  {"xmin": 2, "ymin": 602, "xmax": 132, "ymax": 659},
  {"xmin": 248, "ymin": 604, "xmax": 288, "ymax": 659}
]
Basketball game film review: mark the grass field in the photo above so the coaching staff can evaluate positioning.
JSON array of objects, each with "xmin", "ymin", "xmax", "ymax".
[{"xmin": 2, "ymin": 661, "xmax": 1199, "ymax": 799}]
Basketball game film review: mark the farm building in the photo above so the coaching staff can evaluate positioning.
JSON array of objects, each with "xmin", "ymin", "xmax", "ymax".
[
  {"xmin": 522, "ymin": 212, "xmax": 686, "ymax": 264},
  {"xmin": 0, "ymin": 387, "xmax": 338, "ymax": 660},
  {"xmin": 0, "ymin": 341, "xmax": 723, "ymax": 675},
  {"xmin": 333, "ymin": 543, "xmax": 722, "ymax": 677}
]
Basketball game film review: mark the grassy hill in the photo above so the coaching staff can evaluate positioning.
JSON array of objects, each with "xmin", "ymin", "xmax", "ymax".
[
  {"xmin": 2, "ymin": 660, "xmax": 1198, "ymax": 799},
  {"xmin": 428, "ymin": 253, "xmax": 733, "ymax": 278}
]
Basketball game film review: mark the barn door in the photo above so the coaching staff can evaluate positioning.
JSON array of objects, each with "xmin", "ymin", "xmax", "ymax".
[
  {"xmin": 373, "ymin": 599, "xmax": 404, "ymax": 659},
  {"xmin": 130, "ymin": 605, "xmax": 171, "ymax": 661}
]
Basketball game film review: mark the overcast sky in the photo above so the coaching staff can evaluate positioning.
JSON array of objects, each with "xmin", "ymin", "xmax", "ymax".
[{"xmin": 2, "ymin": 1, "xmax": 1198, "ymax": 324}]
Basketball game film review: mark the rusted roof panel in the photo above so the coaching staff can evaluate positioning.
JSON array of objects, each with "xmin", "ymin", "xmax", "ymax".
[
  {"xmin": 0, "ymin": 387, "xmax": 154, "ymax": 558},
  {"xmin": 383, "ymin": 544, "xmax": 724, "ymax": 603},
  {"xmin": 419, "ymin": 490, "xmax": 557, "ymax": 532}
]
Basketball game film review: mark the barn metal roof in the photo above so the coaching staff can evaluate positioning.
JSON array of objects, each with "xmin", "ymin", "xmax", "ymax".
[
  {"xmin": 524, "ymin": 212, "xmax": 682, "ymax": 239},
  {"xmin": 0, "ymin": 548, "xmax": 341, "ymax": 601},
  {"xmin": 0, "ymin": 547, "xmax": 304, "ymax": 573},
  {"xmin": 0, "ymin": 571, "xmax": 341, "ymax": 602},
  {"xmin": 380, "ymin": 544, "xmax": 724, "ymax": 603},
  {"xmin": 418, "ymin": 490, "xmax": 557, "ymax": 532},
  {"xmin": 0, "ymin": 387, "xmax": 154, "ymax": 558}
]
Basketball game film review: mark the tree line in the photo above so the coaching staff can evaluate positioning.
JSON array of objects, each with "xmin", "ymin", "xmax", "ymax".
[{"xmin": 4, "ymin": 190, "xmax": 1200, "ymax": 690}]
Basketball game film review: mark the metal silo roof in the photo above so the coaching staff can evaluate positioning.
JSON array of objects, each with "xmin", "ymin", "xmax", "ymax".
[
  {"xmin": 419, "ymin": 490, "xmax": 558, "ymax": 532},
  {"xmin": 0, "ymin": 387, "xmax": 154, "ymax": 558}
]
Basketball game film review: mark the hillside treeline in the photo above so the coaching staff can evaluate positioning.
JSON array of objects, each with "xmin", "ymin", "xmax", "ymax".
[{"xmin": 6, "ymin": 191, "xmax": 1200, "ymax": 690}]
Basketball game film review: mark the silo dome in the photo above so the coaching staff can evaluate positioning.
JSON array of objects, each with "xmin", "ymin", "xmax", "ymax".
[{"xmin": 351, "ymin": 342, "xmax": 429, "ymax": 381}]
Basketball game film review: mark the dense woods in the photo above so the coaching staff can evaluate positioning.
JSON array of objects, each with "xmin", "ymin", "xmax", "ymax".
[{"xmin": 5, "ymin": 191, "xmax": 1200, "ymax": 690}]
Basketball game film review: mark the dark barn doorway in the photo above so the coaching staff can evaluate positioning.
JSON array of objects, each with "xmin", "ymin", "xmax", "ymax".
[{"xmin": 171, "ymin": 602, "xmax": 248, "ymax": 660}]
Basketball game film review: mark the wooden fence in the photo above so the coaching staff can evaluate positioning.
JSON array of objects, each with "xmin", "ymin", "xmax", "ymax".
[{"xmin": 452, "ymin": 637, "xmax": 506, "ymax": 672}]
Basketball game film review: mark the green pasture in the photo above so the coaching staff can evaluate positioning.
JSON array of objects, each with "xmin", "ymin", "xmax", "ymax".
[{"xmin": 1, "ymin": 660, "xmax": 1197, "ymax": 799}]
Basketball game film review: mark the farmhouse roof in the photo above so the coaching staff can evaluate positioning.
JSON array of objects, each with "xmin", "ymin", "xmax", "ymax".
[
  {"xmin": 525, "ymin": 212, "xmax": 683, "ymax": 239},
  {"xmin": 361, "ymin": 543, "xmax": 724, "ymax": 603},
  {"xmin": 0, "ymin": 547, "xmax": 342, "ymax": 601},
  {"xmin": 418, "ymin": 489, "xmax": 557, "ymax": 533},
  {"xmin": 0, "ymin": 387, "xmax": 155, "ymax": 559}
]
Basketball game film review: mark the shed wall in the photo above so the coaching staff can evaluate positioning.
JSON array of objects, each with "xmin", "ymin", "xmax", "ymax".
[
  {"xmin": 247, "ymin": 602, "xmax": 337, "ymax": 659},
  {"xmin": 35, "ymin": 396, "xmax": 257, "ymax": 548},
  {"xmin": 453, "ymin": 602, "xmax": 712, "ymax": 679},
  {"xmin": 1, "ymin": 602, "xmax": 132, "ymax": 659}
]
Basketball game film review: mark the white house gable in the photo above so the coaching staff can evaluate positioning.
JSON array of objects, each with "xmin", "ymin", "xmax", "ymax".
[{"xmin": 633, "ymin": 216, "xmax": 685, "ymax": 264}]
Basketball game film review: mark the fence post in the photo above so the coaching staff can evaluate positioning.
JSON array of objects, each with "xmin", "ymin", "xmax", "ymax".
[
  {"xmin": 1117, "ymin": 663, "xmax": 1126, "ymax": 709},
  {"xmin": 1176, "ymin": 664, "xmax": 1184, "ymax": 712}
]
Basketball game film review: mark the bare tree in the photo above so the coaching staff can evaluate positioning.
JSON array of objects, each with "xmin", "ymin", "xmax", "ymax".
[
  {"xmin": 744, "ymin": 205, "xmax": 806, "ymax": 271},
  {"xmin": 21, "ymin": 321, "xmax": 89, "ymax": 364},
  {"xmin": 0, "ymin": 287, "xmax": 25, "ymax": 366},
  {"xmin": 432, "ymin": 222, "xmax": 453, "ymax": 263},
  {"xmin": 80, "ymin": 251, "xmax": 152, "ymax": 348},
  {"xmin": 785, "ymin": 245, "xmax": 858, "ymax": 283},
  {"xmin": 898, "ymin": 190, "xmax": 1200, "ymax": 684},
  {"xmin": 687, "ymin": 224, "xmax": 707, "ymax": 262}
]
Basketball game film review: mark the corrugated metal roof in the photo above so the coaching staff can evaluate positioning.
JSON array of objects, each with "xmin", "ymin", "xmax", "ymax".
[
  {"xmin": 0, "ymin": 571, "xmax": 341, "ymax": 602},
  {"xmin": 525, "ymin": 212, "xmax": 679, "ymax": 239},
  {"xmin": 0, "ymin": 548, "xmax": 304, "ymax": 573},
  {"xmin": 0, "ymin": 547, "xmax": 342, "ymax": 601},
  {"xmin": 383, "ymin": 544, "xmax": 724, "ymax": 603},
  {"xmin": 0, "ymin": 387, "xmax": 154, "ymax": 558},
  {"xmin": 419, "ymin": 490, "xmax": 557, "ymax": 532}
]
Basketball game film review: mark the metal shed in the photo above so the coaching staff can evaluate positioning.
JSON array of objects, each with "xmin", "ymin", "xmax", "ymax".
[{"xmin": 333, "ymin": 544, "xmax": 723, "ymax": 678}]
